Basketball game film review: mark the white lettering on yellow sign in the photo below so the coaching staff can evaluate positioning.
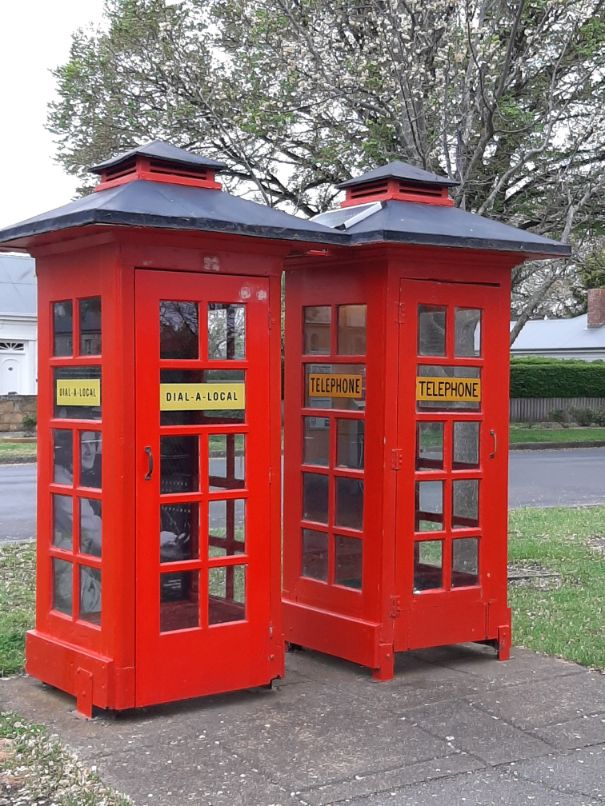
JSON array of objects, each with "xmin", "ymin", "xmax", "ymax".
[
  {"xmin": 56, "ymin": 379, "xmax": 101, "ymax": 406},
  {"xmin": 160, "ymin": 383, "xmax": 245, "ymax": 411},
  {"xmin": 308, "ymin": 374, "xmax": 363, "ymax": 399},
  {"xmin": 416, "ymin": 376, "xmax": 481, "ymax": 402}
]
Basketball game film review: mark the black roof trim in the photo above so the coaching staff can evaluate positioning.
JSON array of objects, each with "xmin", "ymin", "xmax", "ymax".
[
  {"xmin": 90, "ymin": 140, "xmax": 227, "ymax": 174},
  {"xmin": 337, "ymin": 160, "xmax": 458, "ymax": 189}
]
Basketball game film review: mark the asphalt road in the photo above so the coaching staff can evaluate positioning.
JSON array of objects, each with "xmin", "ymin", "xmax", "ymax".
[{"xmin": 0, "ymin": 447, "xmax": 604, "ymax": 541}]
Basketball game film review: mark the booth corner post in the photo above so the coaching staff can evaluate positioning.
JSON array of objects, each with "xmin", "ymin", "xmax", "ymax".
[
  {"xmin": 281, "ymin": 160, "xmax": 570, "ymax": 681},
  {"xmin": 0, "ymin": 140, "xmax": 345, "ymax": 716}
]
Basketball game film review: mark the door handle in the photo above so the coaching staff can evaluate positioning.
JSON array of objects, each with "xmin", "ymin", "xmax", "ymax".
[
  {"xmin": 489, "ymin": 429, "xmax": 497, "ymax": 459},
  {"xmin": 144, "ymin": 446, "xmax": 154, "ymax": 480}
]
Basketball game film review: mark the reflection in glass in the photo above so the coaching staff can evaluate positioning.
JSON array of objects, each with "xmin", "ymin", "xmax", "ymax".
[
  {"xmin": 54, "ymin": 366, "xmax": 101, "ymax": 420},
  {"xmin": 53, "ymin": 430, "xmax": 73, "ymax": 484},
  {"xmin": 208, "ymin": 499, "xmax": 245, "ymax": 557},
  {"xmin": 160, "ymin": 301, "xmax": 198, "ymax": 359},
  {"xmin": 208, "ymin": 304, "xmax": 245, "ymax": 359},
  {"xmin": 79, "ymin": 297, "xmax": 102, "ymax": 355},
  {"xmin": 53, "ymin": 300, "xmax": 73, "ymax": 356},
  {"xmin": 452, "ymin": 538, "xmax": 479, "ymax": 587},
  {"xmin": 335, "ymin": 477, "xmax": 364, "ymax": 530},
  {"xmin": 335, "ymin": 536, "xmax": 363, "ymax": 589},
  {"xmin": 160, "ymin": 571, "xmax": 199, "ymax": 632},
  {"xmin": 80, "ymin": 498, "xmax": 102, "ymax": 557},
  {"xmin": 52, "ymin": 558, "xmax": 73, "ymax": 615},
  {"xmin": 209, "ymin": 434, "xmax": 245, "ymax": 491},
  {"xmin": 302, "ymin": 472, "xmax": 329, "ymax": 524},
  {"xmin": 304, "ymin": 306, "xmax": 331, "ymax": 355},
  {"xmin": 336, "ymin": 419, "xmax": 364, "ymax": 469},
  {"xmin": 416, "ymin": 422, "xmax": 444, "ymax": 470},
  {"xmin": 160, "ymin": 503, "xmax": 199, "ymax": 562},
  {"xmin": 80, "ymin": 431, "xmax": 102, "ymax": 489},
  {"xmin": 455, "ymin": 308, "xmax": 481, "ymax": 357},
  {"xmin": 415, "ymin": 481, "xmax": 444, "ymax": 531},
  {"xmin": 453, "ymin": 422, "xmax": 480, "ymax": 469},
  {"xmin": 303, "ymin": 417, "xmax": 329, "ymax": 467},
  {"xmin": 418, "ymin": 305, "xmax": 446, "ymax": 356},
  {"xmin": 338, "ymin": 305, "xmax": 367, "ymax": 355},
  {"xmin": 414, "ymin": 540, "xmax": 443, "ymax": 591},
  {"xmin": 160, "ymin": 369, "xmax": 245, "ymax": 426},
  {"xmin": 79, "ymin": 566, "xmax": 101, "ymax": 624},
  {"xmin": 416, "ymin": 365, "xmax": 480, "ymax": 412},
  {"xmin": 53, "ymin": 494, "xmax": 73, "ymax": 549},
  {"xmin": 209, "ymin": 566, "xmax": 246, "ymax": 624},
  {"xmin": 304, "ymin": 364, "xmax": 366, "ymax": 411},
  {"xmin": 160, "ymin": 436, "xmax": 199, "ymax": 493},
  {"xmin": 452, "ymin": 479, "xmax": 479, "ymax": 528},
  {"xmin": 302, "ymin": 529, "xmax": 328, "ymax": 581}
]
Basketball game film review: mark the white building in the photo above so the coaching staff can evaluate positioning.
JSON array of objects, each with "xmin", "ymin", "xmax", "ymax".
[{"xmin": 0, "ymin": 254, "xmax": 37, "ymax": 395}]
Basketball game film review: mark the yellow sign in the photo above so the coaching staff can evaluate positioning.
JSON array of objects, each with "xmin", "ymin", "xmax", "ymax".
[
  {"xmin": 308, "ymin": 373, "xmax": 363, "ymax": 399},
  {"xmin": 416, "ymin": 376, "xmax": 481, "ymax": 402},
  {"xmin": 160, "ymin": 383, "xmax": 245, "ymax": 411},
  {"xmin": 56, "ymin": 379, "xmax": 101, "ymax": 406}
]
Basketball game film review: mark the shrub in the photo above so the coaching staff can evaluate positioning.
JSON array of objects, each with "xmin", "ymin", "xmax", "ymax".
[
  {"xmin": 549, "ymin": 409, "xmax": 568, "ymax": 425},
  {"xmin": 569, "ymin": 407, "xmax": 595, "ymax": 426},
  {"xmin": 21, "ymin": 413, "xmax": 37, "ymax": 433},
  {"xmin": 510, "ymin": 358, "xmax": 605, "ymax": 398}
]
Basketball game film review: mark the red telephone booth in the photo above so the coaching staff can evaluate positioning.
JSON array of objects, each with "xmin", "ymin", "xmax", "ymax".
[
  {"xmin": 0, "ymin": 141, "xmax": 344, "ymax": 715},
  {"xmin": 282, "ymin": 162, "xmax": 570, "ymax": 680}
]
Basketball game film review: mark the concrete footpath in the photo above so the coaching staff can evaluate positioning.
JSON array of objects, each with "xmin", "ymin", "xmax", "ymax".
[{"xmin": 1, "ymin": 644, "xmax": 604, "ymax": 805}]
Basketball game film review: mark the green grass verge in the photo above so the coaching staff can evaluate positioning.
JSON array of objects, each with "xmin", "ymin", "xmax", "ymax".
[
  {"xmin": 0, "ymin": 542, "xmax": 35, "ymax": 676},
  {"xmin": 509, "ymin": 426, "xmax": 605, "ymax": 444},
  {"xmin": 0, "ymin": 441, "xmax": 37, "ymax": 459},
  {"xmin": 509, "ymin": 506, "xmax": 605, "ymax": 669}
]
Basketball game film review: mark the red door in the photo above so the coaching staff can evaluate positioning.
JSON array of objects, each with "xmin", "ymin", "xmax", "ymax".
[
  {"xmin": 135, "ymin": 269, "xmax": 276, "ymax": 706},
  {"xmin": 395, "ymin": 279, "xmax": 509, "ymax": 651}
]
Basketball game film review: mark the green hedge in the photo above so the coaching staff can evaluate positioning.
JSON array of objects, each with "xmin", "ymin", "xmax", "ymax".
[{"xmin": 510, "ymin": 357, "xmax": 605, "ymax": 398}]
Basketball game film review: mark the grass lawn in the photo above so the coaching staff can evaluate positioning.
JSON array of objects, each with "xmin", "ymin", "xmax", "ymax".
[
  {"xmin": 509, "ymin": 425, "xmax": 605, "ymax": 444},
  {"xmin": 509, "ymin": 506, "xmax": 605, "ymax": 669},
  {"xmin": 0, "ymin": 542, "xmax": 35, "ymax": 676},
  {"xmin": 0, "ymin": 440, "xmax": 37, "ymax": 460}
]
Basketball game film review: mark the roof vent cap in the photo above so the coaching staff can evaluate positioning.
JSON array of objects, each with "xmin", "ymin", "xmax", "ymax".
[{"xmin": 338, "ymin": 160, "xmax": 457, "ymax": 208}]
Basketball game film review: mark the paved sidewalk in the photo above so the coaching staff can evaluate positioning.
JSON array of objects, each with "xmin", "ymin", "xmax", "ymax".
[{"xmin": 1, "ymin": 645, "xmax": 604, "ymax": 805}]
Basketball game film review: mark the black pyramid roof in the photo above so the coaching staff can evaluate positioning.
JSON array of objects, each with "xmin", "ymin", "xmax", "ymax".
[
  {"xmin": 90, "ymin": 140, "xmax": 227, "ymax": 173},
  {"xmin": 337, "ymin": 160, "xmax": 458, "ymax": 189}
]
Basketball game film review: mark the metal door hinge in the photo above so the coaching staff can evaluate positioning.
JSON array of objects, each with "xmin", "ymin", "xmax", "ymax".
[
  {"xmin": 268, "ymin": 623, "xmax": 274, "ymax": 638},
  {"xmin": 391, "ymin": 448, "xmax": 403, "ymax": 470},
  {"xmin": 390, "ymin": 595, "xmax": 401, "ymax": 619},
  {"xmin": 397, "ymin": 302, "xmax": 405, "ymax": 324}
]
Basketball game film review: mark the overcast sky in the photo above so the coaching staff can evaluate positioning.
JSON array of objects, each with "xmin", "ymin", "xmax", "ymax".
[{"xmin": 0, "ymin": 1, "xmax": 105, "ymax": 230}]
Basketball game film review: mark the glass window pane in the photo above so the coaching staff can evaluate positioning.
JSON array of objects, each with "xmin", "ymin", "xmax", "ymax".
[
  {"xmin": 415, "ymin": 481, "xmax": 443, "ymax": 531},
  {"xmin": 453, "ymin": 422, "xmax": 480, "ymax": 469},
  {"xmin": 452, "ymin": 538, "xmax": 479, "ymax": 587},
  {"xmin": 418, "ymin": 305, "xmax": 446, "ymax": 356},
  {"xmin": 79, "ymin": 297, "xmax": 102, "ymax": 355},
  {"xmin": 160, "ymin": 571, "xmax": 200, "ymax": 632},
  {"xmin": 337, "ymin": 305, "xmax": 366, "ymax": 355},
  {"xmin": 335, "ymin": 477, "xmax": 364, "ymax": 531},
  {"xmin": 53, "ymin": 430, "xmax": 73, "ymax": 484},
  {"xmin": 54, "ymin": 366, "xmax": 101, "ymax": 420},
  {"xmin": 304, "ymin": 306, "xmax": 331, "ymax": 355},
  {"xmin": 160, "ymin": 503, "xmax": 199, "ymax": 563},
  {"xmin": 453, "ymin": 479, "xmax": 480, "ymax": 529},
  {"xmin": 335, "ymin": 536, "xmax": 363, "ymax": 589},
  {"xmin": 303, "ymin": 417, "xmax": 330, "ymax": 467},
  {"xmin": 79, "ymin": 431, "xmax": 102, "ymax": 489},
  {"xmin": 160, "ymin": 369, "xmax": 245, "ymax": 426},
  {"xmin": 80, "ymin": 498, "xmax": 102, "ymax": 557},
  {"xmin": 160, "ymin": 301, "xmax": 199, "ymax": 359},
  {"xmin": 79, "ymin": 566, "xmax": 101, "ymax": 624},
  {"xmin": 208, "ymin": 304, "xmax": 245, "ymax": 360},
  {"xmin": 455, "ymin": 308, "xmax": 481, "ymax": 357},
  {"xmin": 53, "ymin": 300, "xmax": 72, "ymax": 357},
  {"xmin": 416, "ymin": 422, "xmax": 444, "ymax": 470},
  {"xmin": 208, "ymin": 499, "xmax": 246, "ymax": 558},
  {"xmin": 416, "ymin": 365, "xmax": 480, "ymax": 412},
  {"xmin": 305, "ymin": 363, "xmax": 366, "ymax": 411},
  {"xmin": 160, "ymin": 436, "xmax": 199, "ymax": 494},
  {"xmin": 209, "ymin": 566, "xmax": 246, "ymax": 624},
  {"xmin": 53, "ymin": 494, "xmax": 73, "ymax": 550},
  {"xmin": 302, "ymin": 472, "xmax": 329, "ymax": 524},
  {"xmin": 336, "ymin": 419, "xmax": 364, "ymax": 469},
  {"xmin": 414, "ymin": 540, "xmax": 443, "ymax": 591},
  {"xmin": 301, "ymin": 529, "xmax": 328, "ymax": 581},
  {"xmin": 52, "ymin": 558, "xmax": 72, "ymax": 615},
  {"xmin": 209, "ymin": 434, "xmax": 245, "ymax": 491}
]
